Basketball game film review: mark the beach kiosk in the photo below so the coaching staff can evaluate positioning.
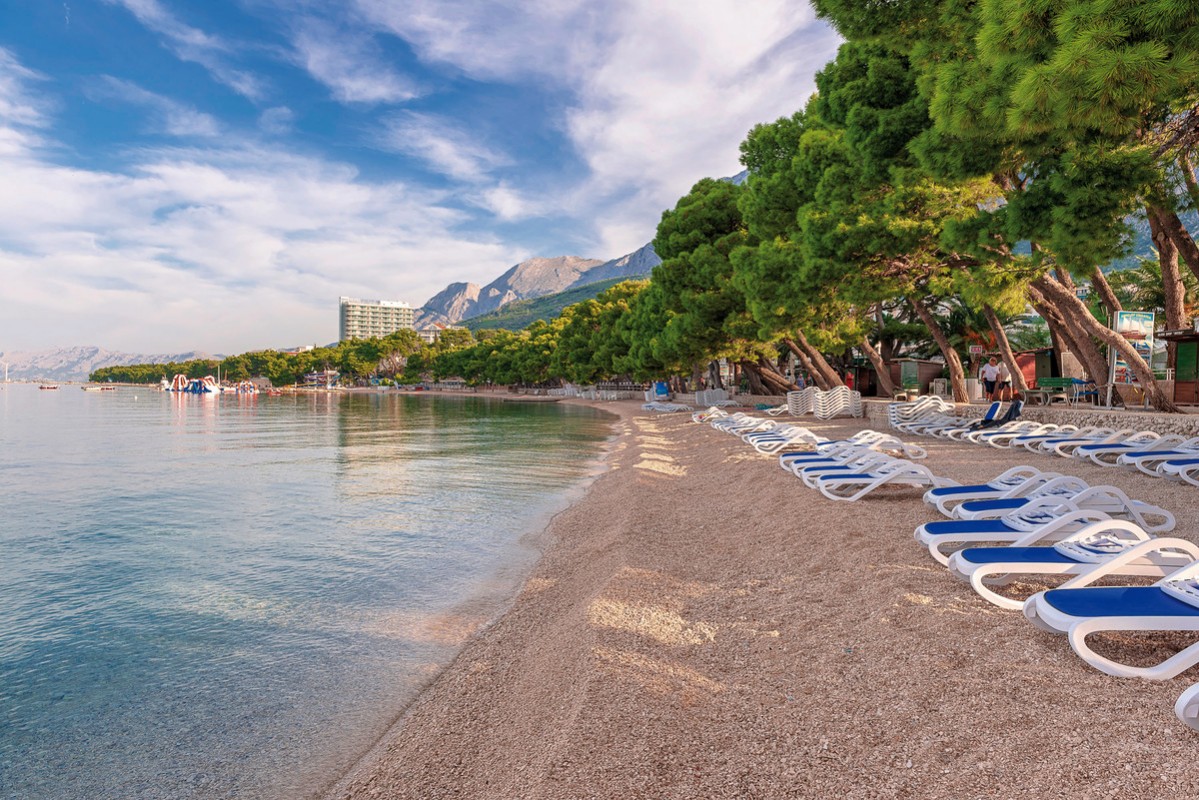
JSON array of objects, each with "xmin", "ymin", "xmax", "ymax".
[{"xmin": 1159, "ymin": 328, "xmax": 1198, "ymax": 405}]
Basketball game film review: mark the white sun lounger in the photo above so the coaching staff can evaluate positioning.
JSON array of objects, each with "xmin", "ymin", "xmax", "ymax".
[
  {"xmin": 922, "ymin": 466, "xmax": 1060, "ymax": 516},
  {"xmin": 946, "ymin": 520, "xmax": 1199, "ymax": 610},
  {"xmin": 1024, "ymin": 556, "xmax": 1199, "ymax": 679},
  {"xmin": 813, "ymin": 461, "xmax": 956, "ymax": 502},
  {"xmin": 916, "ymin": 500, "xmax": 1115, "ymax": 566}
]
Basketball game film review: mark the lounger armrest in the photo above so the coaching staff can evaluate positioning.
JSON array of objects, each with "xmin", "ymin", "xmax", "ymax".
[
  {"xmin": 1052, "ymin": 538, "xmax": 1199, "ymax": 589},
  {"xmin": 1007, "ymin": 509, "xmax": 1112, "ymax": 546}
]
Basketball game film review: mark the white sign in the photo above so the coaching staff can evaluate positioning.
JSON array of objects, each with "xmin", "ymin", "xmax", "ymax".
[{"xmin": 968, "ymin": 345, "xmax": 985, "ymax": 355}]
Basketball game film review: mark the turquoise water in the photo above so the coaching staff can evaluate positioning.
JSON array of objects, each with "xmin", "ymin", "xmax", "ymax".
[{"xmin": 0, "ymin": 385, "xmax": 612, "ymax": 799}]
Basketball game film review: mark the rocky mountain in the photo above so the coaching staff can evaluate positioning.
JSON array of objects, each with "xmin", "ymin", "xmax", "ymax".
[
  {"xmin": 565, "ymin": 241, "xmax": 660, "ymax": 287},
  {"xmin": 415, "ymin": 246, "xmax": 660, "ymax": 327},
  {"xmin": 0, "ymin": 346, "xmax": 216, "ymax": 382}
]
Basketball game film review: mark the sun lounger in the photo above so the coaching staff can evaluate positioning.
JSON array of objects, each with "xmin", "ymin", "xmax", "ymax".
[
  {"xmin": 946, "ymin": 520, "xmax": 1199, "ymax": 610},
  {"xmin": 813, "ymin": 461, "xmax": 956, "ymax": 502},
  {"xmin": 1073, "ymin": 433, "xmax": 1191, "ymax": 467},
  {"xmin": 915, "ymin": 500, "xmax": 1113, "ymax": 565},
  {"xmin": 1023, "ymin": 555, "xmax": 1199, "ymax": 679},
  {"xmin": 947, "ymin": 475, "xmax": 1090, "ymax": 519},
  {"xmin": 1043, "ymin": 428, "xmax": 1138, "ymax": 458},
  {"xmin": 922, "ymin": 466, "xmax": 1060, "ymax": 516},
  {"xmin": 1118, "ymin": 446, "xmax": 1199, "ymax": 477},
  {"xmin": 793, "ymin": 451, "xmax": 902, "ymax": 485}
]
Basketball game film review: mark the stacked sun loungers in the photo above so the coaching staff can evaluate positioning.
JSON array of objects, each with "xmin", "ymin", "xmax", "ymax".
[
  {"xmin": 786, "ymin": 387, "xmax": 864, "ymax": 419},
  {"xmin": 693, "ymin": 388, "xmax": 740, "ymax": 408}
]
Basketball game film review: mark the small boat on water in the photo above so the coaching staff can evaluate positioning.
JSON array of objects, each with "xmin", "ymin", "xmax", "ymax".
[{"xmin": 39, "ymin": 385, "xmax": 58, "ymax": 390}]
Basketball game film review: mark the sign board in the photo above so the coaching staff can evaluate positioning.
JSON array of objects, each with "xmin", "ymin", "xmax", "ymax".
[
  {"xmin": 1110, "ymin": 310, "xmax": 1155, "ymax": 385},
  {"xmin": 968, "ymin": 345, "xmax": 985, "ymax": 355}
]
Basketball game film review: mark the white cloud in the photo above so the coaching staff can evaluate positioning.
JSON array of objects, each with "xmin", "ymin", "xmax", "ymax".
[
  {"xmin": 377, "ymin": 111, "xmax": 511, "ymax": 182},
  {"xmin": 0, "ymin": 47, "xmax": 50, "ymax": 128},
  {"xmin": 104, "ymin": 0, "xmax": 266, "ymax": 100},
  {"xmin": 258, "ymin": 106, "xmax": 295, "ymax": 135},
  {"xmin": 0, "ymin": 52, "xmax": 525, "ymax": 353},
  {"xmin": 90, "ymin": 77, "xmax": 222, "ymax": 137},
  {"xmin": 353, "ymin": 0, "xmax": 840, "ymax": 255},
  {"xmin": 474, "ymin": 183, "xmax": 543, "ymax": 221},
  {"xmin": 290, "ymin": 19, "xmax": 420, "ymax": 104}
]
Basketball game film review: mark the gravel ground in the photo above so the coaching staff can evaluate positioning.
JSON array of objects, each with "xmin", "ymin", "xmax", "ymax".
[{"xmin": 326, "ymin": 401, "xmax": 1199, "ymax": 799}]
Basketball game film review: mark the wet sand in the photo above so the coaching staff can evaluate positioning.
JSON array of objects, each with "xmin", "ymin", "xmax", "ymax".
[{"xmin": 327, "ymin": 400, "xmax": 1199, "ymax": 799}]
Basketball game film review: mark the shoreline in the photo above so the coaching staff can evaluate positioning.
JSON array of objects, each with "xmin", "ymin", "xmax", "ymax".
[{"xmin": 325, "ymin": 402, "xmax": 1199, "ymax": 798}]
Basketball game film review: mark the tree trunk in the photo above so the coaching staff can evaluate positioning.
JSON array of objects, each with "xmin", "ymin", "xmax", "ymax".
[
  {"xmin": 782, "ymin": 338, "xmax": 829, "ymax": 390},
  {"xmin": 909, "ymin": 296, "xmax": 969, "ymax": 402},
  {"xmin": 1149, "ymin": 210, "xmax": 1187, "ymax": 369},
  {"xmin": 1150, "ymin": 205, "xmax": 1199, "ymax": 283},
  {"xmin": 1027, "ymin": 284, "xmax": 1111, "ymax": 388},
  {"xmin": 792, "ymin": 329, "xmax": 843, "ymax": 388},
  {"xmin": 859, "ymin": 336, "xmax": 896, "ymax": 397},
  {"xmin": 708, "ymin": 360, "xmax": 724, "ymax": 390},
  {"xmin": 1181, "ymin": 154, "xmax": 1199, "ymax": 213},
  {"xmin": 757, "ymin": 357, "xmax": 798, "ymax": 394},
  {"xmin": 981, "ymin": 303, "xmax": 1029, "ymax": 393},
  {"xmin": 741, "ymin": 361, "xmax": 768, "ymax": 395},
  {"xmin": 1090, "ymin": 267, "xmax": 1122, "ymax": 316},
  {"xmin": 1033, "ymin": 276, "xmax": 1180, "ymax": 412},
  {"xmin": 1150, "ymin": 211, "xmax": 1187, "ymax": 331}
]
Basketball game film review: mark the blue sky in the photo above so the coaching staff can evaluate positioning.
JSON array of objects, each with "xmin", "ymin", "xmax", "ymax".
[{"xmin": 0, "ymin": 0, "xmax": 840, "ymax": 354}]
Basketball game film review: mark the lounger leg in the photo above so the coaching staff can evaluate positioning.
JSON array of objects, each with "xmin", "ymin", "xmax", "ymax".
[
  {"xmin": 1176, "ymin": 684, "xmax": 1199, "ymax": 731},
  {"xmin": 1068, "ymin": 618, "xmax": 1199, "ymax": 680}
]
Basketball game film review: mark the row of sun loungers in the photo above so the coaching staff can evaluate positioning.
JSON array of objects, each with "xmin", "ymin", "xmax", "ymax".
[
  {"xmin": 696, "ymin": 400, "xmax": 1199, "ymax": 730},
  {"xmin": 641, "ymin": 401, "xmax": 694, "ymax": 413},
  {"xmin": 890, "ymin": 398, "xmax": 1199, "ymax": 485},
  {"xmin": 701, "ymin": 410, "xmax": 952, "ymax": 501},
  {"xmin": 911, "ymin": 459, "xmax": 1199, "ymax": 731}
]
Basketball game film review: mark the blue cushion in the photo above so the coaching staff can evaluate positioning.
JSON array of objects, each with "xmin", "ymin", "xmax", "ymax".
[
  {"xmin": 817, "ymin": 472, "xmax": 873, "ymax": 481},
  {"xmin": 921, "ymin": 519, "xmax": 1016, "ymax": 536},
  {"xmin": 957, "ymin": 498, "xmax": 1026, "ymax": 513},
  {"xmin": 1124, "ymin": 450, "xmax": 1190, "ymax": 459},
  {"xmin": 926, "ymin": 484, "xmax": 998, "ymax": 497},
  {"xmin": 1163, "ymin": 458, "xmax": 1199, "ymax": 467},
  {"xmin": 956, "ymin": 546, "xmax": 1078, "ymax": 565},
  {"xmin": 1075, "ymin": 443, "xmax": 1131, "ymax": 453},
  {"xmin": 1041, "ymin": 586, "xmax": 1199, "ymax": 618}
]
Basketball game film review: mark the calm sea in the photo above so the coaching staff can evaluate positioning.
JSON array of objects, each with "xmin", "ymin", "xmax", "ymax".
[{"xmin": 0, "ymin": 385, "xmax": 613, "ymax": 800}]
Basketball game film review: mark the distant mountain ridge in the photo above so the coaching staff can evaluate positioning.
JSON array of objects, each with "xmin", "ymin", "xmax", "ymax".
[
  {"xmin": 463, "ymin": 277, "xmax": 636, "ymax": 332},
  {"xmin": 0, "ymin": 346, "xmax": 217, "ymax": 382},
  {"xmin": 416, "ymin": 243, "xmax": 660, "ymax": 327}
]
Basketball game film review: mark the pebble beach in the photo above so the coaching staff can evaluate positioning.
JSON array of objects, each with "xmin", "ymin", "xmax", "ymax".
[{"xmin": 327, "ymin": 398, "xmax": 1199, "ymax": 799}]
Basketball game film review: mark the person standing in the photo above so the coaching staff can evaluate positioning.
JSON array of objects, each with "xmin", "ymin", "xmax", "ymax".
[
  {"xmin": 996, "ymin": 360, "xmax": 1012, "ymax": 401},
  {"xmin": 980, "ymin": 357, "xmax": 1000, "ymax": 401}
]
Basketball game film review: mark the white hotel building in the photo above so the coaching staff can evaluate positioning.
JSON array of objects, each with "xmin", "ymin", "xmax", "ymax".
[{"xmin": 338, "ymin": 296, "xmax": 416, "ymax": 341}]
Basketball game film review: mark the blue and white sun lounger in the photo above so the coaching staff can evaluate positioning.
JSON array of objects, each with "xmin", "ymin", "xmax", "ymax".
[
  {"xmin": 946, "ymin": 520, "xmax": 1199, "ymax": 610},
  {"xmin": 1073, "ymin": 433, "xmax": 1194, "ymax": 467},
  {"xmin": 814, "ymin": 461, "xmax": 955, "ymax": 502},
  {"xmin": 915, "ymin": 500, "xmax": 1112, "ymax": 565},
  {"xmin": 922, "ymin": 466, "xmax": 1058, "ymax": 516},
  {"xmin": 1024, "ymin": 557, "xmax": 1199, "ymax": 679},
  {"xmin": 949, "ymin": 475, "xmax": 1091, "ymax": 519},
  {"xmin": 1118, "ymin": 445, "xmax": 1199, "ymax": 477}
]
